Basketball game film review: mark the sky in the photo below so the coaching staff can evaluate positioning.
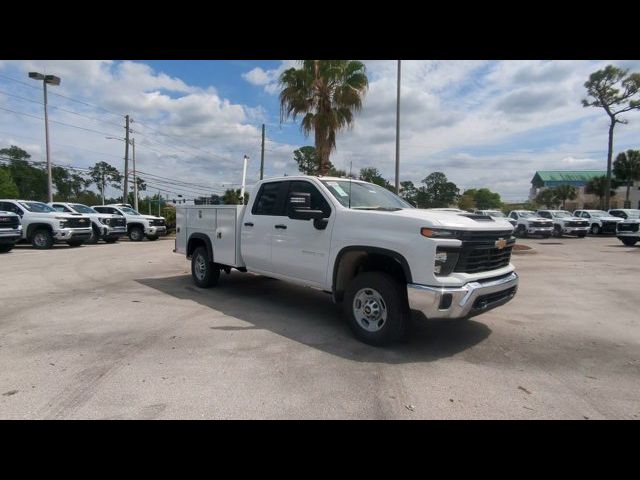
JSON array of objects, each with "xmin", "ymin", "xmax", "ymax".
[{"xmin": 1, "ymin": 59, "xmax": 640, "ymax": 202}]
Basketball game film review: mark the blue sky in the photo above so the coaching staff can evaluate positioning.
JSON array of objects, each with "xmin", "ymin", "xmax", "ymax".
[{"xmin": 1, "ymin": 59, "xmax": 640, "ymax": 201}]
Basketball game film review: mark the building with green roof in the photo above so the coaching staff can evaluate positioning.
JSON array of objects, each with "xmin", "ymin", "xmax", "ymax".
[{"xmin": 531, "ymin": 171, "xmax": 607, "ymax": 188}]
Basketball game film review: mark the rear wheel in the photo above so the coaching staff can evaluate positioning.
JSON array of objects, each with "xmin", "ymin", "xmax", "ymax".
[
  {"xmin": 591, "ymin": 224, "xmax": 601, "ymax": 235},
  {"xmin": 621, "ymin": 238, "xmax": 638, "ymax": 246},
  {"xmin": 31, "ymin": 229, "xmax": 53, "ymax": 249},
  {"xmin": 0, "ymin": 244, "xmax": 13, "ymax": 253},
  {"xmin": 343, "ymin": 272, "xmax": 409, "ymax": 346},
  {"xmin": 191, "ymin": 246, "xmax": 220, "ymax": 288},
  {"xmin": 129, "ymin": 226, "xmax": 144, "ymax": 242}
]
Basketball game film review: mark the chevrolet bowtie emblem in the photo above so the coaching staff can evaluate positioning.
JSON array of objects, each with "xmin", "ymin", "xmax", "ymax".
[{"xmin": 495, "ymin": 238, "xmax": 507, "ymax": 249}]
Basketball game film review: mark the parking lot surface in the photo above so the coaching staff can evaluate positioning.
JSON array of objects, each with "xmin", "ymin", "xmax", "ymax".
[{"xmin": 0, "ymin": 236, "xmax": 638, "ymax": 419}]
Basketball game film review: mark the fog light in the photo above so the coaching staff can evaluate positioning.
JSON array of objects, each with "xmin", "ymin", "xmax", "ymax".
[{"xmin": 439, "ymin": 294, "xmax": 453, "ymax": 310}]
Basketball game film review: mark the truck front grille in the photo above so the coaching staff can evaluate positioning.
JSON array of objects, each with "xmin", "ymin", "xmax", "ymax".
[
  {"xmin": 110, "ymin": 217, "xmax": 126, "ymax": 227},
  {"xmin": 601, "ymin": 221, "xmax": 618, "ymax": 234},
  {"xmin": 567, "ymin": 221, "xmax": 588, "ymax": 227},
  {"xmin": 65, "ymin": 217, "xmax": 91, "ymax": 228},
  {"xmin": 530, "ymin": 221, "xmax": 551, "ymax": 228},
  {"xmin": 150, "ymin": 219, "xmax": 165, "ymax": 227},
  {"xmin": 618, "ymin": 222, "xmax": 639, "ymax": 233},
  {"xmin": 0, "ymin": 215, "xmax": 20, "ymax": 229}
]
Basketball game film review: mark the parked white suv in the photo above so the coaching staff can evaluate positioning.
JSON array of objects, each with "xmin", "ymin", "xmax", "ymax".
[
  {"xmin": 573, "ymin": 209, "xmax": 622, "ymax": 235},
  {"xmin": 535, "ymin": 210, "xmax": 589, "ymax": 238},
  {"xmin": 93, "ymin": 204, "xmax": 166, "ymax": 241},
  {"xmin": 609, "ymin": 209, "xmax": 640, "ymax": 246},
  {"xmin": 49, "ymin": 202, "xmax": 127, "ymax": 244},
  {"xmin": 0, "ymin": 210, "xmax": 22, "ymax": 253},
  {"xmin": 507, "ymin": 210, "xmax": 553, "ymax": 238},
  {"xmin": 0, "ymin": 199, "xmax": 92, "ymax": 248}
]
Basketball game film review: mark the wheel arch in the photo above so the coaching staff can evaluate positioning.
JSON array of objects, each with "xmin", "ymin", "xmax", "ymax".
[
  {"xmin": 332, "ymin": 246, "xmax": 412, "ymax": 303},
  {"xmin": 187, "ymin": 233, "xmax": 213, "ymax": 261},
  {"xmin": 26, "ymin": 222, "xmax": 53, "ymax": 240}
]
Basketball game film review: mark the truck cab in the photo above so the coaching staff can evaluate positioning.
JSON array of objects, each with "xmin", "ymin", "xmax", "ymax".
[
  {"xmin": 92, "ymin": 204, "xmax": 166, "ymax": 241},
  {"xmin": 176, "ymin": 176, "xmax": 519, "ymax": 346},
  {"xmin": 0, "ymin": 199, "xmax": 92, "ymax": 249},
  {"xmin": 49, "ymin": 202, "xmax": 127, "ymax": 244},
  {"xmin": 0, "ymin": 210, "xmax": 22, "ymax": 253}
]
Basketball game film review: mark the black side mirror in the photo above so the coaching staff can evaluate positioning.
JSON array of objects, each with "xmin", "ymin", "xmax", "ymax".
[{"xmin": 287, "ymin": 192, "xmax": 325, "ymax": 220}]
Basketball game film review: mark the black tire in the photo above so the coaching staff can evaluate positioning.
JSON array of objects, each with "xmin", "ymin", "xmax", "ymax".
[
  {"xmin": 553, "ymin": 225, "xmax": 563, "ymax": 238},
  {"xmin": 85, "ymin": 225, "xmax": 99, "ymax": 245},
  {"xmin": 31, "ymin": 229, "xmax": 54, "ymax": 249},
  {"xmin": 515, "ymin": 225, "xmax": 527, "ymax": 238},
  {"xmin": 541, "ymin": 233, "xmax": 552, "ymax": 239},
  {"xmin": 591, "ymin": 224, "xmax": 601, "ymax": 235},
  {"xmin": 146, "ymin": 235, "xmax": 159, "ymax": 241},
  {"xmin": 104, "ymin": 237, "xmax": 118, "ymax": 244},
  {"xmin": 0, "ymin": 244, "xmax": 13, "ymax": 253},
  {"xmin": 191, "ymin": 246, "xmax": 220, "ymax": 288},
  {"xmin": 67, "ymin": 240, "xmax": 84, "ymax": 247},
  {"xmin": 577, "ymin": 232, "xmax": 587, "ymax": 238},
  {"xmin": 129, "ymin": 226, "xmax": 144, "ymax": 242},
  {"xmin": 621, "ymin": 238, "xmax": 638, "ymax": 247},
  {"xmin": 343, "ymin": 271, "xmax": 409, "ymax": 346}
]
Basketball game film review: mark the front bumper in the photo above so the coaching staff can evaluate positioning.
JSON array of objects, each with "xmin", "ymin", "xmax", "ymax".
[
  {"xmin": 146, "ymin": 226, "xmax": 166, "ymax": 236},
  {"xmin": 101, "ymin": 226, "xmax": 127, "ymax": 238},
  {"xmin": 53, "ymin": 228, "xmax": 92, "ymax": 242},
  {"xmin": 563, "ymin": 226, "xmax": 589, "ymax": 234},
  {"xmin": 527, "ymin": 226, "xmax": 553, "ymax": 234},
  {"xmin": 407, "ymin": 272, "xmax": 518, "ymax": 320},
  {"xmin": 0, "ymin": 230, "xmax": 21, "ymax": 244}
]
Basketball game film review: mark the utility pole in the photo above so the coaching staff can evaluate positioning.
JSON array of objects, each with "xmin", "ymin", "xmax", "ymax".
[
  {"xmin": 158, "ymin": 189, "xmax": 161, "ymax": 217},
  {"xmin": 101, "ymin": 172, "xmax": 106, "ymax": 205},
  {"xmin": 148, "ymin": 196, "xmax": 151, "ymax": 214},
  {"xmin": 260, "ymin": 123, "xmax": 265, "ymax": 180},
  {"xmin": 395, "ymin": 60, "xmax": 401, "ymax": 194},
  {"xmin": 132, "ymin": 138, "xmax": 138, "ymax": 211},
  {"xmin": 124, "ymin": 115, "xmax": 130, "ymax": 204}
]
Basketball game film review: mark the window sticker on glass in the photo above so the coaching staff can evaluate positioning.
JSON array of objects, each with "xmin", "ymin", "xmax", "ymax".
[{"xmin": 328, "ymin": 182, "xmax": 348, "ymax": 197}]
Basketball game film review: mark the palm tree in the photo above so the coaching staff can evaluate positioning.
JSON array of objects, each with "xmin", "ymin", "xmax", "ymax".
[
  {"xmin": 613, "ymin": 149, "xmax": 640, "ymax": 207},
  {"xmin": 553, "ymin": 184, "xmax": 578, "ymax": 209},
  {"xmin": 585, "ymin": 176, "xmax": 616, "ymax": 209},
  {"xmin": 279, "ymin": 60, "xmax": 369, "ymax": 175}
]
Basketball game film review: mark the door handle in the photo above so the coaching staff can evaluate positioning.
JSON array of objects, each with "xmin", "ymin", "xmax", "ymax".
[
  {"xmin": 244, "ymin": 222, "xmax": 254, "ymax": 227},
  {"xmin": 274, "ymin": 224, "xmax": 287, "ymax": 229}
]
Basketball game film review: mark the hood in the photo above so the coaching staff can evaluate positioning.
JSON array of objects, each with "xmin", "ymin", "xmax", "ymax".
[
  {"xmin": 559, "ymin": 216, "xmax": 586, "ymax": 222},
  {"xmin": 597, "ymin": 215, "xmax": 623, "ymax": 222},
  {"xmin": 390, "ymin": 209, "xmax": 514, "ymax": 231},
  {"xmin": 140, "ymin": 215, "xmax": 164, "ymax": 221}
]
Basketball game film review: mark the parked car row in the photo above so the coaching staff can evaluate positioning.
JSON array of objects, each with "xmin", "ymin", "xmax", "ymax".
[{"xmin": 0, "ymin": 199, "xmax": 166, "ymax": 252}]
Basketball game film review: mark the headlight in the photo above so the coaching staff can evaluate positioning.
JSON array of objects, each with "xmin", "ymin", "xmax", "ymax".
[
  {"xmin": 434, "ymin": 248, "xmax": 459, "ymax": 276},
  {"xmin": 421, "ymin": 228, "xmax": 458, "ymax": 238},
  {"xmin": 100, "ymin": 217, "xmax": 110, "ymax": 225},
  {"xmin": 55, "ymin": 217, "xmax": 68, "ymax": 228}
]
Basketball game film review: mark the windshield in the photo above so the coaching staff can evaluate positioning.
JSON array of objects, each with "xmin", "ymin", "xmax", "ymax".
[
  {"xmin": 119, "ymin": 207, "xmax": 141, "ymax": 215},
  {"xmin": 519, "ymin": 211, "xmax": 536, "ymax": 218},
  {"xmin": 19, "ymin": 201, "xmax": 56, "ymax": 213},
  {"xmin": 71, "ymin": 204, "xmax": 97, "ymax": 214},
  {"xmin": 321, "ymin": 180, "xmax": 412, "ymax": 210},
  {"xmin": 589, "ymin": 211, "xmax": 609, "ymax": 217},
  {"xmin": 552, "ymin": 211, "xmax": 573, "ymax": 218},
  {"xmin": 486, "ymin": 211, "xmax": 505, "ymax": 217},
  {"xmin": 623, "ymin": 210, "xmax": 640, "ymax": 219}
]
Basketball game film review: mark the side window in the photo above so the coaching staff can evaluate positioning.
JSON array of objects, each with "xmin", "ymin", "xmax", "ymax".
[
  {"xmin": 287, "ymin": 181, "xmax": 332, "ymax": 217},
  {"xmin": 509, "ymin": 212, "xmax": 518, "ymax": 219},
  {"xmin": 52, "ymin": 204, "xmax": 68, "ymax": 212},
  {"xmin": 582, "ymin": 212, "xmax": 590, "ymax": 218},
  {"xmin": 0, "ymin": 202, "xmax": 22, "ymax": 215},
  {"xmin": 252, "ymin": 182, "xmax": 286, "ymax": 216}
]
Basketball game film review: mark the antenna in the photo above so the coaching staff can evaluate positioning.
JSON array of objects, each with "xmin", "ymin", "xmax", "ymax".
[{"xmin": 348, "ymin": 161, "xmax": 353, "ymax": 209}]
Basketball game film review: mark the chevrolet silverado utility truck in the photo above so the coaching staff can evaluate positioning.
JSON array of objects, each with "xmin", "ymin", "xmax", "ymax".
[
  {"xmin": 175, "ymin": 176, "xmax": 519, "ymax": 346},
  {"xmin": 0, "ymin": 199, "xmax": 92, "ymax": 249}
]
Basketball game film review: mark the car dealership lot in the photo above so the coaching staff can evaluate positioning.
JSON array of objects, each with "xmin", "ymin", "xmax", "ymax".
[{"xmin": 0, "ymin": 237, "xmax": 638, "ymax": 419}]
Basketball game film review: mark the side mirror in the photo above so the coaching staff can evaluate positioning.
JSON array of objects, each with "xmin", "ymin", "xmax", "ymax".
[{"xmin": 287, "ymin": 192, "xmax": 325, "ymax": 220}]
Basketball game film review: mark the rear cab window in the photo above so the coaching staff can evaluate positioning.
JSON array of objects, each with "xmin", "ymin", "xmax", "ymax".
[{"xmin": 251, "ymin": 181, "xmax": 287, "ymax": 216}]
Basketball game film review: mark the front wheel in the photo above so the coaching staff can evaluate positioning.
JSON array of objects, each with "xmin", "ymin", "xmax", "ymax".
[
  {"xmin": 343, "ymin": 272, "xmax": 409, "ymax": 346},
  {"xmin": 67, "ymin": 240, "xmax": 84, "ymax": 247},
  {"xmin": 85, "ymin": 226, "xmax": 99, "ymax": 245},
  {"xmin": 553, "ymin": 225, "xmax": 563, "ymax": 238},
  {"xmin": 191, "ymin": 246, "xmax": 220, "ymax": 288},
  {"xmin": 591, "ymin": 224, "xmax": 601, "ymax": 235},
  {"xmin": 515, "ymin": 225, "xmax": 527, "ymax": 238},
  {"xmin": 129, "ymin": 226, "xmax": 144, "ymax": 242},
  {"xmin": 146, "ymin": 235, "xmax": 159, "ymax": 241},
  {"xmin": 31, "ymin": 229, "xmax": 54, "ymax": 249},
  {"xmin": 0, "ymin": 244, "xmax": 13, "ymax": 253},
  {"xmin": 104, "ymin": 237, "xmax": 118, "ymax": 244},
  {"xmin": 577, "ymin": 232, "xmax": 587, "ymax": 238},
  {"xmin": 621, "ymin": 238, "xmax": 638, "ymax": 247}
]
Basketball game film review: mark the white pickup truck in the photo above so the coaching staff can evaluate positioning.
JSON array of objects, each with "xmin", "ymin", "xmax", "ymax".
[
  {"xmin": 92, "ymin": 204, "xmax": 166, "ymax": 241},
  {"xmin": 49, "ymin": 202, "xmax": 127, "ymax": 244},
  {"xmin": 0, "ymin": 210, "xmax": 22, "ymax": 253},
  {"xmin": 175, "ymin": 176, "xmax": 519, "ymax": 346},
  {"xmin": 0, "ymin": 199, "xmax": 92, "ymax": 248}
]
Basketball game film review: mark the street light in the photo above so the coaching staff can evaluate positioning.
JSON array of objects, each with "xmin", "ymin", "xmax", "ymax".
[
  {"xmin": 29, "ymin": 72, "xmax": 61, "ymax": 203},
  {"xmin": 105, "ymin": 136, "xmax": 138, "ymax": 211}
]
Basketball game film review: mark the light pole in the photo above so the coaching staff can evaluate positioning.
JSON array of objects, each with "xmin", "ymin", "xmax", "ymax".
[
  {"xmin": 394, "ymin": 60, "xmax": 401, "ymax": 194},
  {"xmin": 29, "ymin": 72, "xmax": 60, "ymax": 203},
  {"xmin": 105, "ymin": 136, "xmax": 137, "ymax": 210}
]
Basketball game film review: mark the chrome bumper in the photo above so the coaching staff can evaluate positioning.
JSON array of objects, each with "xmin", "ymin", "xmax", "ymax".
[{"xmin": 407, "ymin": 272, "xmax": 518, "ymax": 320}]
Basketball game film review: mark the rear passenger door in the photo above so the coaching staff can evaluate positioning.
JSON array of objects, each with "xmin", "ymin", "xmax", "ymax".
[{"xmin": 240, "ymin": 181, "xmax": 287, "ymax": 274}]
